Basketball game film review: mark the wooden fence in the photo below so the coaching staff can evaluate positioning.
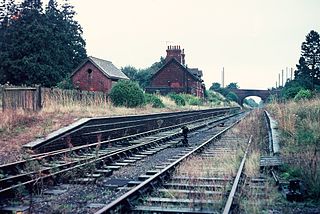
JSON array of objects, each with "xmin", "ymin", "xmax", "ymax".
[
  {"xmin": 1, "ymin": 85, "xmax": 42, "ymax": 111},
  {"xmin": 42, "ymin": 88, "xmax": 108, "ymax": 107},
  {"xmin": 0, "ymin": 86, "xmax": 109, "ymax": 111}
]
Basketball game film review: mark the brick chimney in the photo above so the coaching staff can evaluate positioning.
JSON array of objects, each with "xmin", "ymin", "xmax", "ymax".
[
  {"xmin": 181, "ymin": 49, "xmax": 185, "ymax": 65},
  {"xmin": 165, "ymin": 45, "xmax": 183, "ymax": 64}
]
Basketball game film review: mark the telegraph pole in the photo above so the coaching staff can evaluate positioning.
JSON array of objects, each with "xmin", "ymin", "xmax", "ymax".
[{"xmin": 222, "ymin": 67, "xmax": 225, "ymax": 88}]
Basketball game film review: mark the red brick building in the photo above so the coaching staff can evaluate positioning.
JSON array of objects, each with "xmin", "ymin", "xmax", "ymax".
[
  {"xmin": 146, "ymin": 46, "xmax": 205, "ymax": 98},
  {"xmin": 71, "ymin": 56, "xmax": 129, "ymax": 93}
]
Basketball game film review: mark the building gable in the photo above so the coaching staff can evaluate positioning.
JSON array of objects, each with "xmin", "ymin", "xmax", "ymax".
[{"xmin": 71, "ymin": 56, "xmax": 128, "ymax": 80}]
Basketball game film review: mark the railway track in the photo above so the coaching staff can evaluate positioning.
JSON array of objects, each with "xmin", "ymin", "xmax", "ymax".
[
  {"xmin": 0, "ymin": 108, "xmax": 242, "ymax": 204},
  {"xmin": 24, "ymin": 108, "xmax": 239, "ymax": 153},
  {"xmin": 95, "ymin": 115, "xmax": 251, "ymax": 213}
]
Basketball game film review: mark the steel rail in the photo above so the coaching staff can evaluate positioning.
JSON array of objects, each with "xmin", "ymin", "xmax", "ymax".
[
  {"xmin": 95, "ymin": 115, "xmax": 245, "ymax": 213},
  {"xmin": 26, "ymin": 107, "xmax": 240, "ymax": 152},
  {"xmin": 0, "ymin": 112, "xmax": 243, "ymax": 201},
  {"xmin": 223, "ymin": 135, "xmax": 252, "ymax": 214},
  {"xmin": 0, "ymin": 110, "xmax": 241, "ymax": 176}
]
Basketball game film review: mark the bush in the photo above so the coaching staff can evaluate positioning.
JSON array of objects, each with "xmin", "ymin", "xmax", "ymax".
[
  {"xmin": 206, "ymin": 90, "xmax": 225, "ymax": 105},
  {"xmin": 109, "ymin": 80, "xmax": 145, "ymax": 108},
  {"xmin": 168, "ymin": 93, "xmax": 186, "ymax": 106},
  {"xmin": 144, "ymin": 93, "xmax": 165, "ymax": 108},
  {"xmin": 226, "ymin": 92, "xmax": 238, "ymax": 102},
  {"xmin": 294, "ymin": 89, "xmax": 312, "ymax": 101},
  {"xmin": 181, "ymin": 94, "xmax": 203, "ymax": 106},
  {"xmin": 56, "ymin": 77, "xmax": 74, "ymax": 89}
]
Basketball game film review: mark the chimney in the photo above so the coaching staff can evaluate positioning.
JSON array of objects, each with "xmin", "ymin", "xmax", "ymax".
[
  {"xmin": 181, "ymin": 49, "xmax": 185, "ymax": 65},
  {"xmin": 165, "ymin": 45, "xmax": 182, "ymax": 63}
]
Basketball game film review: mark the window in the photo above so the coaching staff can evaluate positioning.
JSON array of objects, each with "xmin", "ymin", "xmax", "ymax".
[{"xmin": 87, "ymin": 69, "xmax": 93, "ymax": 79}]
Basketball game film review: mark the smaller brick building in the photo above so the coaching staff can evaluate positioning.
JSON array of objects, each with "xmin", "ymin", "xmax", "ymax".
[
  {"xmin": 146, "ymin": 46, "xmax": 205, "ymax": 98},
  {"xmin": 71, "ymin": 56, "xmax": 129, "ymax": 93}
]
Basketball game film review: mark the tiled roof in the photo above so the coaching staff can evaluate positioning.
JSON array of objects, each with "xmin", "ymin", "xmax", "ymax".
[
  {"xmin": 88, "ymin": 56, "xmax": 129, "ymax": 80},
  {"xmin": 188, "ymin": 68, "xmax": 203, "ymax": 78},
  {"xmin": 152, "ymin": 58, "xmax": 203, "ymax": 82},
  {"xmin": 72, "ymin": 56, "xmax": 129, "ymax": 80}
]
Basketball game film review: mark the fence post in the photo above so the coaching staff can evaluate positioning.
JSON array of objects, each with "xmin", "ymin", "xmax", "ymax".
[
  {"xmin": 1, "ymin": 85, "xmax": 6, "ymax": 111},
  {"xmin": 35, "ymin": 85, "xmax": 42, "ymax": 111}
]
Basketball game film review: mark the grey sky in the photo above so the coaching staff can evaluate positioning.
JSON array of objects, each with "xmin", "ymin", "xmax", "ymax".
[{"xmin": 65, "ymin": 0, "xmax": 319, "ymax": 89}]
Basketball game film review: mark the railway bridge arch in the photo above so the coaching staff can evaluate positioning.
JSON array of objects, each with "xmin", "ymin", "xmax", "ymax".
[{"xmin": 229, "ymin": 89, "xmax": 280, "ymax": 106}]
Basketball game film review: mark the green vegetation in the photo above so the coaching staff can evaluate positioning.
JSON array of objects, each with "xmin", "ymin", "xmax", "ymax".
[
  {"xmin": 180, "ymin": 94, "xmax": 203, "ymax": 106},
  {"xmin": 109, "ymin": 80, "xmax": 145, "ymax": 108},
  {"xmin": 0, "ymin": 0, "xmax": 87, "ymax": 87},
  {"xmin": 268, "ymin": 98, "xmax": 320, "ymax": 200},
  {"xmin": 144, "ymin": 93, "xmax": 165, "ymax": 108},
  {"xmin": 280, "ymin": 30, "xmax": 320, "ymax": 100},
  {"xmin": 168, "ymin": 93, "xmax": 186, "ymax": 106},
  {"xmin": 209, "ymin": 82, "xmax": 239, "ymax": 103},
  {"xmin": 294, "ymin": 89, "xmax": 312, "ymax": 101},
  {"xmin": 121, "ymin": 57, "xmax": 165, "ymax": 89},
  {"xmin": 243, "ymin": 98, "xmax": 259, "ymax": 108}
]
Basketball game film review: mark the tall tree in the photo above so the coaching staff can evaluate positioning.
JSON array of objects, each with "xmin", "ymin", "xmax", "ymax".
[
  {"xmin": 21, "ymin": 0, "xmax": 42, "ymax": 11},
  {"xmin": 226, "ymin": 82, "xmax": 239, "ymax": 89},
  {"xmin": 0, "ymin": 0, "xmax": 87, "ymax": 87},
  {"xmin": 301, "ymin": 30, "xmax": 320, "ymax": 86},
  {"xmin": 209, "ymin": 82, "xmax": 221, "ymax": 91},
  {"xmin": 0, "ymin": 0, "xmax": 17, "ymax": 26},
  {"xmin": 121, "ymin": 66, "xmax": 138, "ymax": 80}
]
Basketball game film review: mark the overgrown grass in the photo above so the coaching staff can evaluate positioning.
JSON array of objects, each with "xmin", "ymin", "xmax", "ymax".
[{"xmin": 267, "ymin": 98, "xmax": 320, "ymax": 200}]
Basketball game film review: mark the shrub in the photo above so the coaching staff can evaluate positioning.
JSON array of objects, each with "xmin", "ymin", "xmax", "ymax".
[
  {"xmin": 226, "ymin": 92, "xmax": 238, "ymax": 102},
  {"xmin": 144, "ymin": 93, "xmax": 165, "ymax": 108},
  {"xmin": 109, "ymin": 80, "xmax": 145, "ymax": 108},
  {"xmin": 56, "ymin": 77, "xmax": 74, "ymax": 89},
  {"xmin": 294, "ymin": 89, "xmax": 312, "ymax": 101},
  {"xmin": 206, "ymin": 90, "xmax": 225, "ymax": 105},
  {"xmin": 181, "ymin": 94, "xmax": 203, "ymax": 106},
  {"xmin": 168, "ymin": 93, "xmax": 186, "ymax": 106}
]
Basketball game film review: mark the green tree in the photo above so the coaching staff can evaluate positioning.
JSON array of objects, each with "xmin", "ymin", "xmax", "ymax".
[
  {"xmin": 21, "ymin": 0, "xmax": 42, "ymax": 11},
  {"xmin": 226, "ymin": 82, "xmax": 239, "ymax": 89},
  {"xmin": 121, "ymin": 66, "xmax": 138, "ymax": 80},
  {"xmin": 0, "ymin": 0, "xmax": 17, "ymax": 26},
  {"xmin": 301, "ymin": 30, "xmax": 320, "ymax": 86},
  {"xmin": 209, "ymin": 82, "xmax": 221, "ymax": 91},
  {"xmin": 294, "ymin": 57, "xmax": 313, "ymax": 89},
  {"xmin": 226, "ymin": 92, "xmax": 238, "ymax": 102},
  {"xmin": 244, "ymin": 98, "xmax": 259, "ymax": 108},
  {"xmin": 0, "ymin": 0, "xmax": 86, "ymax": 87},
  {"xmin": 122, "ymin": 57, "xmax": 165, "ymax": 89}
]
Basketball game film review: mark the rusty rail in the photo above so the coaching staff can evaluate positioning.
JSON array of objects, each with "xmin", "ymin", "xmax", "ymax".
[
  {"xmin": 95, "ymin": 117, "xmax": 244, "ymax": 213},
  {"xmin": 223, "ymin": 135, "xmax": 252, "ymax": 214}
]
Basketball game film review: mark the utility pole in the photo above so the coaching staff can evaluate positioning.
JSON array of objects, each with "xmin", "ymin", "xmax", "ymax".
[
  {"xmin": 282, "ymin": 69, "xmax": 284, "ymax": 87},
  {"xmin": 290, "ymin": 67, "xmax": 293, "ymax": 80},
  {"xmin": 286, "ymin": 67, "xmax": 288, "ymax": 83},
  {"xmin": 278, "ymin": 73, "xmax": 281, "ymax": 87},
  {"xmin": 222, "ymin": 67, "xmax": 225, "ymax": 88}
]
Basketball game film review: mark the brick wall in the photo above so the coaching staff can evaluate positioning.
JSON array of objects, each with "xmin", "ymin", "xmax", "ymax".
[{"xmin": 72, "ymin": 61, "xmax": 113, "ymax": 93}]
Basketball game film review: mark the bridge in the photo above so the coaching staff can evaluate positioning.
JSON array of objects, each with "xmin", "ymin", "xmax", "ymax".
[{"xmin": 229, "ymin": 89, "xmax": 280, "ymax": 106}]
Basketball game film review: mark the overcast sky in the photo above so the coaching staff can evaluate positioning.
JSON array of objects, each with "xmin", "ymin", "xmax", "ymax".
[{"xmin": 59, "ymin": 0, "xmax": 319, "ymax": 90}]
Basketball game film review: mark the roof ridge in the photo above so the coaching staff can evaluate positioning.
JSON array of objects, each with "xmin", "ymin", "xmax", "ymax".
[{"xmin": 89, "ymin": 56, "xmax": 112, "ymax": 63}]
